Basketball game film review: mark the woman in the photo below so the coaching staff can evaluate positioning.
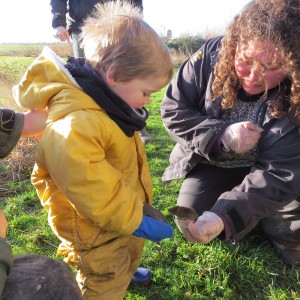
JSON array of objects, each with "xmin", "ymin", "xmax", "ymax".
[{"xmin": 161, "ymin": 0, "xmax": 300, "ymax": 266}]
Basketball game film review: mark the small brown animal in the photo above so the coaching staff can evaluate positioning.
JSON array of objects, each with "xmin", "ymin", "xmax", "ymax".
[
  {"xmin": 143, "ymin": 203, "xmax": 168, "ymax": 223},
  {"xmin": 168, "ymin": 206, "xmax": 198, "ymax": 222}
]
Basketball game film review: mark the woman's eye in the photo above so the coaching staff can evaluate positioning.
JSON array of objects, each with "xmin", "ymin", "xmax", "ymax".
[
  {"xmin": 239, "ymin": 57, "xmax": 249, "ymax": 64},
  {"xmin": 143, "ymin": 93, "xmax": 150, "ymax": 97},
  {"xmin": 265, "ymin": 66, "xmax": 281, "ymax": 72}
]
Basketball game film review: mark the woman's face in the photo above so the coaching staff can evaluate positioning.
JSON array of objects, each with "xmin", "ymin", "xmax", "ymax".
[{"xmin": 234, "ymin": 40, "xmax": 286, "ymax": 95}]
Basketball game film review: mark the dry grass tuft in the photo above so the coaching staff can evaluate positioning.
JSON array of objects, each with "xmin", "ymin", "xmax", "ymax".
[
  {"xmin": 170, "ymin": 49, "xmax": 189, "ymax": 67},
  {"xmin": 2, "ymin": 137, "xmax": 38, "ymax": 182},
  {"xmin": 0, "ymin": 137, "xmax": 38, "ymax": 197},
  {"xmin": 48, "ymin": 43, "xmax": 73, "ymax": 57}
]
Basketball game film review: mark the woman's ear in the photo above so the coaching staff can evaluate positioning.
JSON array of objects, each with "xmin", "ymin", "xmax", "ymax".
[{"xmin": 106, "ymin": 64, "xmax": 117, "ymax": 86}]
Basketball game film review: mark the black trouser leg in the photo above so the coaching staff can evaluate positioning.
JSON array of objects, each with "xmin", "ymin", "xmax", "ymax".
[
  {"xmin": 261, "ymin": 200, "xmax": 300, "ymax": 265},
  {"xmin": 177, "ymin": 163, "xmax": 250, "ymax": 216}
]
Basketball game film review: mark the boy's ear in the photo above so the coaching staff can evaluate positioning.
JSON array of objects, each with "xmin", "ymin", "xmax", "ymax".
[{"xmin": 106, "ymin": 64, "xmax": 117, "ymax": 86}]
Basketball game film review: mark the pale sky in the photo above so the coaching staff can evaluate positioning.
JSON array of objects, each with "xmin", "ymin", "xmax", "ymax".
[{"xmin": 0, "ymin": 0, "xmax": 251, "ymax": 44}]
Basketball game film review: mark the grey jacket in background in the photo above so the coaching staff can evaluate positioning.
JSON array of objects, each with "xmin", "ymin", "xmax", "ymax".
[
  {"xmin": 0, "ymin": 238, "xmax": 13, "ymax": 297},
  {"xmin": 0, "ymin": 109, "xmax": 24, "ymax": 159},
  {"xmin": 0, "ymin": 108, "xmax": 23, "ymax": 296}
]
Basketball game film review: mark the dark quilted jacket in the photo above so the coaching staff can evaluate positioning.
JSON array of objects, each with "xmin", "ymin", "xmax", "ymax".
[{"xmin": 50, "ymin": 0, "xmax": 143, "ymax": 33}]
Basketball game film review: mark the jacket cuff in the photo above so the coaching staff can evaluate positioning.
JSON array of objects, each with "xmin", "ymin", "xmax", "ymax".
[
  {"xmin": 52, "ymin": 14, "xmax": 66, "ymax": 29},
  {"xmin": 213, "ymin": 212, "xmax": 232, "ymax": 241},
  {"xmin": 0, "ymin": 108, "xmax": 24, "ymax": 159}
]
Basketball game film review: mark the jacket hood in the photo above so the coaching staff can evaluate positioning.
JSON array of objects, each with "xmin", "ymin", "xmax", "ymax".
[{"xmin": 13, "ymin": 47, "xmax": 100, "ymax": 122}]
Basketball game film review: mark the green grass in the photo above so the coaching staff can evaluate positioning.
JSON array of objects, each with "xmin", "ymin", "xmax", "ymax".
[{"xmin": 0, "ymin": 57, "xmax": 299, "ymax": 300}]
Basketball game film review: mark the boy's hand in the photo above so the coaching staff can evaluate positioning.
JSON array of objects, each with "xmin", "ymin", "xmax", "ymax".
[
  {"xmin": 133, "ymin": 216, "xmax": 173, "ymax": 242},
  {"xmin": 0, "ymin": 210, "xmax": 8, "ymax": 239}
]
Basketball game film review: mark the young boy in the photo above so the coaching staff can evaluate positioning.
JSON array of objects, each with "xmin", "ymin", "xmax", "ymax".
[
  {"xmin": 0, "ymin": 107, "xmax": 83, "ymax": 299},
  {"xmin": 13, "ymin": 1, "xmax": 174, "ymax": 299}
]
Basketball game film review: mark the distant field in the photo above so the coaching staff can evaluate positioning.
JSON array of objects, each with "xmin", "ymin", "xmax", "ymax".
[
  {"xmin": 0, "ymin": 43, "xmax": 73, "ymax": 57},
  {"xmin": 0, "ymin": 56, "xmax": 36, "ymax": 108},
  {"xmin": 0, "ymin": 56, "xmax": 34, "ymax": 80},
  {"xmin": 0, "ymin": 44, "xmax": 72, "ymax": 107},
  {"xmin": 0, "ymin": 44, "xmax": 44, "ymax": 55}
]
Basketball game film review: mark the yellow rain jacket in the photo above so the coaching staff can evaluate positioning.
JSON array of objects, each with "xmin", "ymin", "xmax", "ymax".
[{"xmin": 14, "ymin": 47, "xmax": 152, "ymax": 299}]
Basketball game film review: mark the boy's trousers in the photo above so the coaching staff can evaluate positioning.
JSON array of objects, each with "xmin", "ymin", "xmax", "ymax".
[{"xmin": 71, "ymin": 235, "xmax": 145, "ymax": 299}]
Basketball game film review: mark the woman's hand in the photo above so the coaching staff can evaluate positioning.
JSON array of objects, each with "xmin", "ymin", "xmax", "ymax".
[
  {"xmin": 221, "ymin": 121, "xmax": 262, "ymax": 153},
  {"xmin": 175, "ymin": 212, "xmax": 224, "ymax": 244}
]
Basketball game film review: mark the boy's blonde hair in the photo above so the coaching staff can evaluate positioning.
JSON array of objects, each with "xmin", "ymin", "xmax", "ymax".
[{"xmin": 81, "ymin": 0, "xmax": 173, "ymax": 83}]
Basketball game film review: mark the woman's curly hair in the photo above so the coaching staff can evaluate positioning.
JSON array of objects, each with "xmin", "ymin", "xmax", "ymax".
[{"xmin": 212, "ymin": 0, "xmax": 300, "ymax": 126}]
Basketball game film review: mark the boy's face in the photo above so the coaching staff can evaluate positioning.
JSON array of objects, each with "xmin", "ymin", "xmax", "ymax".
[
  {"xmin": 234, "ymin": 40, "xmax": 286, "ymax": 95},
  {"xmin": 108, "ymin": 75, "xmax": 168, "ymax": 109}
]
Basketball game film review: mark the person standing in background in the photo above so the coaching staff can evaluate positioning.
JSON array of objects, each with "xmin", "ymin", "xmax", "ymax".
[
  {"xmin": 51, "ymin": 0, "xmax": 143, "ymax": 58},
  {"xmin": 50, "ymin": 0, "xmax": 152, "ymax": 144}
]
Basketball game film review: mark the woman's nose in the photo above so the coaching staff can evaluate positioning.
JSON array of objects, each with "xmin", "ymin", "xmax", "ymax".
[{"xmin": 249, "ymin": 67, "xmax": 261, "ymax": 81}]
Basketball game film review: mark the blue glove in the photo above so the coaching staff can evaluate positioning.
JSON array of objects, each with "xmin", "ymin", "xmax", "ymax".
[{"xmin": 133, "ymin": 216, "xmax": 173, "ymax": 242}]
